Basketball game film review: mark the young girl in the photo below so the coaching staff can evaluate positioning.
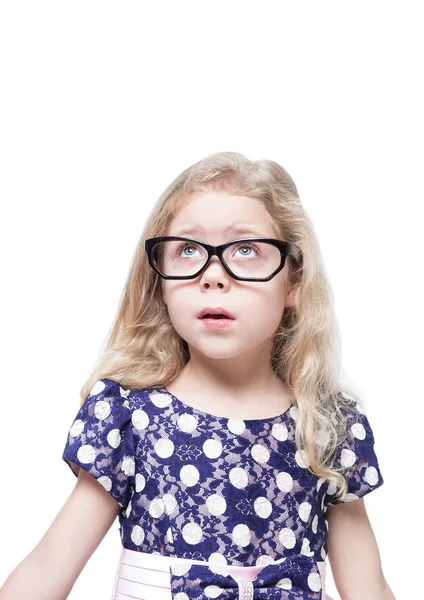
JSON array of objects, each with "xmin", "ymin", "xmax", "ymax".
[{"xmin": 0, "ymin": 152, "xmax": 394, "ymax": 600}]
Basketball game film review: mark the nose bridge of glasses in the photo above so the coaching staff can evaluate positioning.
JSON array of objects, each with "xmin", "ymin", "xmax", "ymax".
[{"xmin": 203, "ymin": 245, "xmax": 226, "ymax": 271}]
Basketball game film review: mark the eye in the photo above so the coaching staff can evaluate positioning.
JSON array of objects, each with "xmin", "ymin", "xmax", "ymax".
[
  {"xmin": 176, "ymin": 242, "xmax": 203, "ymax": 257},
  {"xmin": 232, "ymin": 243, "xmax": 261, "ymax": 258}
]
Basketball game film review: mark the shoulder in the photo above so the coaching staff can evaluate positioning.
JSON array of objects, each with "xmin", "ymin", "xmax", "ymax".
[
  {"xmin": 86, "ymin": 378, "xmax": 165, "ymax": 415},
  {"xmin": 336, "ymin": 393, "xmax": 373, "ymax": 433},
  {"xmin": 328, "ymin": 394, "xmax": 380, "ymax": 475},
  {"xmin": 88, "ymin": 378, "xmax": 128, "ymax": 400},
  {"xmin": 332, "ymin": 395, "xmax": 381, "ymax": 472},
  {"xmin": 341, "ymin": 396, "xmax": 376, "ymax": 438},
  {"xmin": 80, "ymin": 379, "xmax": 176, "ymax": 433},
  {"xmin": 86, "ymin": 378, "xmax": 147, "ymax": 406},
  {"xmin": 79, "ymin": 378, "xmax": 132, "ymax": 416}
]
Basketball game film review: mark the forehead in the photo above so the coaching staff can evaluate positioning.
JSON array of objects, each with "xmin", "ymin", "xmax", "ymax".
[{"xmin": 168, "ymin": 190, "xmax": 278, "ymax": 238}]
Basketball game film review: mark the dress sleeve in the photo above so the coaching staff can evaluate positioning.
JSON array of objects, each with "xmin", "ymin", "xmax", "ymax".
[
  {"xmin": 325, "ymin": 403, "xmax": 385, "ymax": 505},
  {"xmin": 62, "ymin": 378, "xmax": 135, "ymax": 509}
]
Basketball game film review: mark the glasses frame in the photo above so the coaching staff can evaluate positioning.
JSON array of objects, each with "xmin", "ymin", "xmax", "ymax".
[{"xmin": 144, "ymin": 236, "xmax": 293, "ymax": 282}]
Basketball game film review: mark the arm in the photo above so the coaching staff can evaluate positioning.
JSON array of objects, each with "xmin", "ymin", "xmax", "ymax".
[
  {"xmin": 326, "ymin": 498, "xmax": 396, "ymax": 600},
  {"xmin": 0, "ymin": 468, "xmax": 120, "ymax": 600}
]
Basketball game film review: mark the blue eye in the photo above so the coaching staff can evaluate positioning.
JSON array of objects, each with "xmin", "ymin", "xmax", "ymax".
[
  {"xmin": 232, "ymin": 243, "xmax": 261, "ymax": 259},
  {"xmin": 176, "ymin": 242, "xmax": 203, "ymax": 258}
]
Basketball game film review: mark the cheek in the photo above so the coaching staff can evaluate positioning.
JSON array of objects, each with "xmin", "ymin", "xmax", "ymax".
[
  {"xmin": 165, "ymin": 304, "xmax": 203, "ymax": 349},
  {"xmin": 247, "ymin": 297, "xmax": 285, "ymax": 335},
  {"xmin": 162, "ymin": 281, "xmax": 178, "ymax": 307},
  {"xmin": 245, "ymin": 285, "xmax": 286, "ymax": 335},
  {"xmin": 164, "ymin": 295, "xmax": 193, "ymax": 334}
]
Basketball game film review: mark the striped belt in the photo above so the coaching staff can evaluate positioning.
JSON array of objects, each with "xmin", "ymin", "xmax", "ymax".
[{"xmin": 112, "ymin": 546, "xmax": 332, "ymax": 599}]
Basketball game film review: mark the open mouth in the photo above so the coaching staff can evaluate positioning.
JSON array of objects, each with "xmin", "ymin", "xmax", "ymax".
[{"xmin": 201, "ymin": 314, "xmax": 231, "ymax": 319}]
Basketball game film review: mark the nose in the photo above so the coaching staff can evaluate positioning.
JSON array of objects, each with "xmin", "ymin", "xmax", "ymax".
[{"xmin": 199, "ymin": 255, "xmax": 231, "ymax": 286}]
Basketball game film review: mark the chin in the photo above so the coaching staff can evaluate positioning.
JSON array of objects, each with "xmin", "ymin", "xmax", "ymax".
[{"xmin": 187, "ymin": 341, "xmax": 243, "ymax": 361}]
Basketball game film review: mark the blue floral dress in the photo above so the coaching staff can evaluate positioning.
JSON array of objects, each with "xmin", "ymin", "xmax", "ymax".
[{"xmin": 62, "ymin": 378, "xmax": 384, "ymax": 596}]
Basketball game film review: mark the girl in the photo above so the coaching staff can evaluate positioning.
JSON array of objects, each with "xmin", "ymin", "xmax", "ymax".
[{"xmin": 0, "ymin": 152, "xmax": 394, "ymax": 600}]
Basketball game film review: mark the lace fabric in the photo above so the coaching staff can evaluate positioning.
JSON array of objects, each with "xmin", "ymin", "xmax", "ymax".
[
  {"xmin": 325, "ymin": 403, "xmax": 384, "ymax": 505},
  {"xmin": 62, "ymin": 378, "xmax": 384, "ymax": 586}
]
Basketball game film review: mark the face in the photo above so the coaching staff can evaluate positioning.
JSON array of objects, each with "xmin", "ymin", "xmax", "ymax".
[{"xmin": 161, "ymin": 189, "xmax": 297, "ymax": 362}]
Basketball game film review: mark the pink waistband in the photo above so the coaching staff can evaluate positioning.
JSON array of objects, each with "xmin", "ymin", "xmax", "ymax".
[{"xmin": 111, "ymin": 545, "xmax": 328, "ymax": 600}]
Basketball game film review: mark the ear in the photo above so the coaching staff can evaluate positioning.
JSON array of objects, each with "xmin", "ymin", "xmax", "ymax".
[
  {"xmin": 285, "ymin": 286, "xmax": 298, "ymax": 308},
  {"xmin": 285, "ymin": 270, "xmax": 301, "ymax": 308}
]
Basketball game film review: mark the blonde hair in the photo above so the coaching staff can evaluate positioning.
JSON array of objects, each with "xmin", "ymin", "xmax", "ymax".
[{"xmin": 79, "ymin": 151, "xmax": 365, "ymax": 503}]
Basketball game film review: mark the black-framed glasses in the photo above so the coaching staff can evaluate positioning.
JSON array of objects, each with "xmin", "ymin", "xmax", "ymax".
[{"xmin": 144, "ymin": 236, "xmax": 293, "ymax": 282}]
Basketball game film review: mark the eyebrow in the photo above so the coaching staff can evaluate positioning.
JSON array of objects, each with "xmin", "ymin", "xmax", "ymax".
[{"xmin": 171, "ymin": 224, "xmax": 269, "ymax": 238}]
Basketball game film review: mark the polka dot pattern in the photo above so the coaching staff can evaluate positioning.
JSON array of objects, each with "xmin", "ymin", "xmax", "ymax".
[
  {"xmin": 326, "ymin": 406, "xmax": 384, "ymax": 506},
  {"xmin": 62, "ymin": 379, "xmax": 137, "ymax": 509},
  {"xmin": 169, "ymin": 554, "xmax": 323, "ymax": 598},
  {"xmin": 62, "ymin": 378, "xmax": 384, "ymax": 579}
]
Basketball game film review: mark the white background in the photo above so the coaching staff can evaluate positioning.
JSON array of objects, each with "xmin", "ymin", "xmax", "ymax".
[{"xmin": 1, "ymin": 2, "xmax": 422, "ymax": 598}]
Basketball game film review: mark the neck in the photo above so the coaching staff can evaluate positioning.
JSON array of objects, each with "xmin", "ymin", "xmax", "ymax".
[{"xmin": 168, "ymin": 348, "xmax": 292, "ymax": 408}]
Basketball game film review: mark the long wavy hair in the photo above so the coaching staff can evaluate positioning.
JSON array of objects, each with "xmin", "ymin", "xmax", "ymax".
[{"xmin": 78, "ymin": 151, "xmax": 366, "ymax": 503}]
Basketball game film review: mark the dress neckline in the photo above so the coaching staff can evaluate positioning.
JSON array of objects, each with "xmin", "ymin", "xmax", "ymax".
[{"xmin": 159, "ymin": 385, "xmax": 295, "ymax": 424}]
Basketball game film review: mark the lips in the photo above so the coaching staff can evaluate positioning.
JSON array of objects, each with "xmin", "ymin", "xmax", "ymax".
[{"xmin": 198, "ymin": 307, "xmax": 235, "ymax": 319}]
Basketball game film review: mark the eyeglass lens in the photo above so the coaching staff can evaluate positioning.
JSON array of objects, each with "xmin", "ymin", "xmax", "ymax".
[{"xmin": 151, "ymin": 239, "xmax": 281, "ymax": 278}]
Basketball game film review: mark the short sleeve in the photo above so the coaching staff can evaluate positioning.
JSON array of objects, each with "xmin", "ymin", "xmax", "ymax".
[
  {"xmin": 62, "ymin": 378, "xmax": 135, "ymax": 509},
  {"xmin": 325, "ymin": 404, "xmax": 385, "ymax": 505}
]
